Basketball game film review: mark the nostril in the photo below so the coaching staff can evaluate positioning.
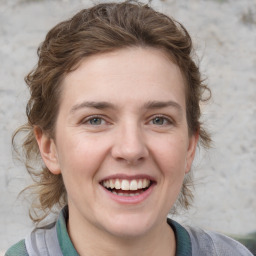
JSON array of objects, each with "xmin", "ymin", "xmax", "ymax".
[
  {"xmin": 111, "ymin": 145, "xmax": 149, "ymax": 165},
  {"xmin": 111, "ymin": 130, "xmax": 149, "ymax": 163}
]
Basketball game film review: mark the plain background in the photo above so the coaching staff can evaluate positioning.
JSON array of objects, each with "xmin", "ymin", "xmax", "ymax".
[{"xmin": 0, "ymin": 0, "xmax": 255, "ymax": 253}]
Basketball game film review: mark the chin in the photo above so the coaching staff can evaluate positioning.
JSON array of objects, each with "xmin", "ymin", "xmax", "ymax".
[
  {"xmin": 108, "ymin": 225, "xmax": 150, "ymax": 239},
  {"xmin": 102, "ymin": 213, "xmax": 156, "ymax": 239}
]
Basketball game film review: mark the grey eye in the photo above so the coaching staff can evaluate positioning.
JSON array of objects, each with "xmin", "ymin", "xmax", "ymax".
[
  {"xmin": 152, "ymin": 117, "xmax": 165, "ymax": 125},
  {"xmin": 89, "ymin": 118, "xmax": 102, "ymax": 125}
]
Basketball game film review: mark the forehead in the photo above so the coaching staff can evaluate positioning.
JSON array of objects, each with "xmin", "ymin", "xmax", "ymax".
[{"xmin": 60, "ymin": 47, "xmax": 186, "ymax": 110}]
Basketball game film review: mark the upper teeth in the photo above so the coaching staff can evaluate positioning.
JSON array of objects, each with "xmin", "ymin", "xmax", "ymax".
[{"xmin": 102, "ymin": 179, "xmax": 150, "ymax": 191}]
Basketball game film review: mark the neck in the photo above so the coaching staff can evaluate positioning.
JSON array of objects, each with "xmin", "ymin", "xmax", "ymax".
[{"xmin": 67, "ymin": 212, "xmax": 176, "ymax": 256}]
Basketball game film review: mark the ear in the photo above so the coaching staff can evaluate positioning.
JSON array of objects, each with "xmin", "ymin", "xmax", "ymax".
[
  {"xmin": 34, "ymin": 126, "xmax": 61, "ymax": 175},
  {"xmin": 185, "ymin": 131, "xmax": 199, "ymax": 174}
]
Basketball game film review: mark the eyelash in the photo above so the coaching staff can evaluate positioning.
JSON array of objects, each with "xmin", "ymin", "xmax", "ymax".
[
  {"xmin": 81, "ymin": 115, "xmax": 107, "ymax": 126},
  {"xmin": 80, "ymin": 114, "xmax": 174, "ymax": 127},
  {"xmin": 148, "ymin": 115, "xmax": 174, "ymax": 126}
]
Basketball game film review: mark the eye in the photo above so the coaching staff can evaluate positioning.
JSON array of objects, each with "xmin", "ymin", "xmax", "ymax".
[
  {"xmin": 82, "ymin": 116, "xmax": 107, "ymax": 126},
  {"xmin": 150, "ymin": 116, "xmax": 172, "ymax": 126},
  {"xmin": 89, "ymin": 117, "xmax": 104, "ymax": 125}
]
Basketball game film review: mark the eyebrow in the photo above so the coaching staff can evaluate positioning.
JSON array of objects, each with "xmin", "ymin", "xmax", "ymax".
[
  {"xmin": 70, "ymin": 100, "xmax": 183, "ymax": 114},
  {"xmin": 143, "ymin": 100, "xmax": 183, "ymax": 113},
  {"xmin": 70, "ymin": 101, "xmax": 115, "ymax": 113}
]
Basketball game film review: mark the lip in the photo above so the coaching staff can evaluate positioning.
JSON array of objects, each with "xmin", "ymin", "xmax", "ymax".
[
  {"xmin": 100, "ymin": 174, "xmax": 156, "ymax": 182},
  {"xmin": 99, "ymin": 174, "xmax": 156, "ymax": 204},
  {"xmin": 100, "ymin": 182, "xmax": 156, "ymax": 204}
]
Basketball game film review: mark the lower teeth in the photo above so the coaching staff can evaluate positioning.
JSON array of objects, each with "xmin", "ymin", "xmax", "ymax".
[{"xmin": 112, "ymin": 191, "xmax": 141, "ymax": 196}]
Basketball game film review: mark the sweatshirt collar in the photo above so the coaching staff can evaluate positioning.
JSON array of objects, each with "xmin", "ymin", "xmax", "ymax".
[{"xmin": 56, "ymin": 206, "xmax": 192, "ymax": 256}]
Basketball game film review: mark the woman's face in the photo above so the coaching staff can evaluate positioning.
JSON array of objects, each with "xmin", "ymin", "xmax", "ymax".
[{"xmin": 42, "ymin": 47, "xmax": 198, "ymax": 238}]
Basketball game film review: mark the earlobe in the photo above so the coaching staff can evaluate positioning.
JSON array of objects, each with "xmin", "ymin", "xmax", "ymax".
[
  {"xmin": 34, "ymin": 126, "xmax": 61, "ymax": 175},
  {"xmin": 185, "ymin": 132, "xmax": 199, "ymax": 173}
]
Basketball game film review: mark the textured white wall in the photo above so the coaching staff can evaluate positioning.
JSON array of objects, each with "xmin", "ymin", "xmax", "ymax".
[{"xmin": 0, "ymin": 0, "xmax": 255, "ymax": 252}]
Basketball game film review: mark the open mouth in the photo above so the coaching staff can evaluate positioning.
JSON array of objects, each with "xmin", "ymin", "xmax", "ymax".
[{"xmin": 100, "ymin": 178, "xmax": 154, "ymax": 197}]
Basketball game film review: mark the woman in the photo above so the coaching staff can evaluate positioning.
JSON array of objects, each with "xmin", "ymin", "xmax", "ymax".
[{"xmin": 6, "ymin": 1, "xmax": 253, "ymax": 255}]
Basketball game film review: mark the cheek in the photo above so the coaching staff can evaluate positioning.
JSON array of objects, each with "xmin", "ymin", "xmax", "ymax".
[
  {"xmin": 56, "ymin": 140, "xmax": 99, "ymax": 200},
  {"xmin": 56, "ymin": 133, "xmax": 108, "ymax": 178},
  {"xmin": 151, "ymin": 136, "xmax": 188, "ymax": 176}
]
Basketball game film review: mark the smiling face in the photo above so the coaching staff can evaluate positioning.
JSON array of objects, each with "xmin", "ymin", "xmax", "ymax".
[{"xmin": 37, "ymin": 47, "xmax": 198, "ymax": 241}]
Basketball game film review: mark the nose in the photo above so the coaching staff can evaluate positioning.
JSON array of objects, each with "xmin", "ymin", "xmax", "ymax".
[{"xmin": 111, "ymin": 122, "xmax": 149, "ymax": 165}]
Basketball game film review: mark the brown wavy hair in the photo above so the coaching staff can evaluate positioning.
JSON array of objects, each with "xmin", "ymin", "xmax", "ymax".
[{"xmin": 13, "ymin": 0, "xmax": 211, "ymax": 224}]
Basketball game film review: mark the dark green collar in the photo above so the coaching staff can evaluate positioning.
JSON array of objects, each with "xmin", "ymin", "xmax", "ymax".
[
  {"xmin": 56, "ymin": 206, "xmax": 79, "ymax": 256},
  {"xmin": 56, "ymin": 206, "xmax": 192, "ymax": 256},
  {"xmin": 167, "ymin": 218, "xmax": 192, "ymax": 256}
]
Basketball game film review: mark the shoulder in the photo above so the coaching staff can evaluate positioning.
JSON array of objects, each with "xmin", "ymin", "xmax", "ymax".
[
  {"xmin": 5, "ymin": 239, "xmax": 29, "ymax": 256},
  {"xmin": 5, "ymin": 222, "xmax": 58, "ymax": 256},
  {"xmin": 231, "ymin": 232, "xmax": 256, "ymax": 256},
  {"xmin": 186, "ymin": 226, "xmax": 253, "ymax": 256},
  {"xmin": 26, "ymin": 222, "xmax": 62, "ymax": 256}
]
